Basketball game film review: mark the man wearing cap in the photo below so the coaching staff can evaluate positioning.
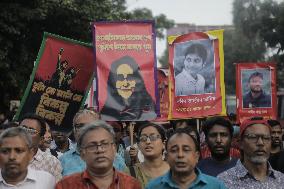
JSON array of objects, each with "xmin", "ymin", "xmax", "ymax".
[
  {"xmin": 243, "ymin": 72, "xmax": 271, "ymax": 108},
  {"xmin": 218, "ymin": 117, "xmax": 284, "ymax": 189}
]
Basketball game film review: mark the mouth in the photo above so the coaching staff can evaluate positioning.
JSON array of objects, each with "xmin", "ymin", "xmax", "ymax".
[
  {"xmin": 95, "ymin": 156, "xmax": 108, "ymax": 162},
  {"xmin": 255, "ymin": 150, "xmax": 266, "ymax": 156},
  {"xmin": 214, "ymin": 146, "xmax": 224, "ymax": 152},
  {"xmin": 144, "ymin": 146, "xmax": 154, "ymax": 151},
  {"xmin": 175, "ymin": 161, "xmax": 187, "ymax": 168}
]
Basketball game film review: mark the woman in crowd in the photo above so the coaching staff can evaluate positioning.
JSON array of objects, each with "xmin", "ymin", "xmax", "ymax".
[{"xmin": 131, "ymin": 122, "xmax": 169, "ymax": 188}]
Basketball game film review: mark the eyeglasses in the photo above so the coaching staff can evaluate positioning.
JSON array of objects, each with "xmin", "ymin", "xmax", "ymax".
[
  {"xmin": 139, "ymin": 135, "xmax": 161, "ymax": 143},
  {"xmin": 243, "ymin": 133, "xmax": 271, "ymax": 143},
  {"xmin": 20, "ymin": 125, "xmax": 40, "ymax": 135},
  {"xmin": 82, "ymin": 142, "xmax": 114, "ymax": 153}
]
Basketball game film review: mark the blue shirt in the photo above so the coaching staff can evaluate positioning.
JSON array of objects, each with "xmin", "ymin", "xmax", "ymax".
[
  {"xmin": 146, "ymin": 169, "xmax": 227, "ymax": 189},
  {"xmin": 197, "ymin": 157, "xmax": 238, "ymax": 177},
  {"xmin": 59, "ymin": 146, "xmax": 129, "ymax": 176}
]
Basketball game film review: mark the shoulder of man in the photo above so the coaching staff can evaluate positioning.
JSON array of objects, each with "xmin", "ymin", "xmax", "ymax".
[
  {"xmin": 199, "ymin": 172, "xmax": 227, "ymax": 188},
  {"xmin": 55, "ymin": 172, "xmax": 82, "ymax": 189},
  {"xmin": 116, "ymin": 170, "xmax": 142, "ymax": 189},
  {"xmin": 29, "ymin": 169, "xmax": 56, "ymax": 186}
]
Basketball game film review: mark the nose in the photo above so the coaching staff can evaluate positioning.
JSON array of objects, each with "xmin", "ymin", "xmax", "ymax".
[
  {"xmin": 256, "ymin": 137, "xmax": 265, "ymax": 145},
  {"xmin": 8, "ymin": 150, "xmax": 16, "ymax": 160},
  {"xmin": 216, "ymin": 134, "xmax": 222, "ymax": 143},
  {"xmin": 177, "ymin": 149, "xmax": 184, "ymax": 158},
  {"xmin": 121, "ymin": 79, "xmax": 129, "ymax": 87}
]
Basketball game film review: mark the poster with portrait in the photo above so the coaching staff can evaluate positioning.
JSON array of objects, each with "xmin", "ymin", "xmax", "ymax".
[
  {"xmin": 15, "ymin": 32, "xmax": 95, "ymax": 131},
  {"xmin": 93, "ymin": 21, "xmax": 158, "ymax": 121},
  {"xmin": 168, "ymin": 30, "xmax": 226, "ymax": 119},
  {"xmin": 236, "ymin": 63, "xmax": 277, "ymax": 123}
]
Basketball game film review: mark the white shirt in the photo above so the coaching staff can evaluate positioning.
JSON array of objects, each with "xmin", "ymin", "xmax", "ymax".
[
  {"xmin": 0, "ymin": 168, "xmax": 55, "ymax": 189},
  {"xmin": 175, "ymin": 69, "xmax": 205, "ymax": 96}
]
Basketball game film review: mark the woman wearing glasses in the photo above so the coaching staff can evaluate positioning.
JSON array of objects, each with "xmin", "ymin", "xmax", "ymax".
[{"xmin": 131, "ymin": 122, "xmax": 169, "ymax": 188}]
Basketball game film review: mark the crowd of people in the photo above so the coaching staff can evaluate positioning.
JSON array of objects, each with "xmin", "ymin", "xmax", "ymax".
[{"xmin": 0, "ymin": 109, "xmax": 284, "ymax": 189}]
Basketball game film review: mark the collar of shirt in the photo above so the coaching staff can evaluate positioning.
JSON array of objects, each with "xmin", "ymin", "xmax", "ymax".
[
  {"xmin": 81, "ymin": 168, "xmax": 119, "ymax": 188},
  {"xmin": 235, "ymin": 160, "xmax": 276, "ymax": 180},
  {"xmin": 33, "ymin": 148, "xmax": 45, "ymax": 162},
  {"xmin": 0, "ymin": 167, "xmax": 37, "ymax": 186},
  {"xmin": 161, "ymin": 168, "xmax": 207, "ymax": 188}
]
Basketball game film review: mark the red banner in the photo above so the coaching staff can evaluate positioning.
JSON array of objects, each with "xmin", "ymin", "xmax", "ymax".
[
  {"xmin": 93, "ymin": 21, "xmax": 158, "ymax": 121},
  {"xmin": 236, "ymin": 63, "xmax": 277, "ymax": 123},
  {"xmin": 169, "ymin": 32, "xmax": 223, "ymax": 119},
  {"xmin": 155, "ymin": 69, "xmax": 169, "ymax": 122},
  {"xmin": 16, "ymin": 33, "xmax": 94, "ymax": 131}
]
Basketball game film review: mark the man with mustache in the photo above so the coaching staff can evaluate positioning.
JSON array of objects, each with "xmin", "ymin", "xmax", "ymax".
[
  {"xmin": 218, "ymin": 117, "xmax": 284, "ymax": 189},
  {"xmin": 56, "ymin": 121, "xmax": 141, "ymax": 189},
  {"xmin": 0, "ymin": 127, "xmax": 55, "ymax": 188},
  {"xmin": 268, "ymin": 119, "xmax": 284, "ymax": 172},
  {"xmin": 146, "ymin": 128, "xmax": 226, "ymax": 189},
  {"xmin": 198, "ymin": 117, "xmax": 238, "ymax": 176},
  {"xmin": 243, "ymin": 72, "xmax": 271, "ymax": 108}
]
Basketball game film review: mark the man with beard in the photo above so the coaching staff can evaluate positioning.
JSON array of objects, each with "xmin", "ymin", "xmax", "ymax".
[
  {"xmin": 218, "ymin": 117, "xmax": 284, "ymax": 189},
  {"xmin": 0, "ymin": 127, "xmax": 55, "ymax": 188},
  {"xmin": 146, "ymin": 128, "xmax": 226, "ymax": 189},
  {"xmin": 198, "ymin": 117, "xmax": 238, "ymax": 176},
  {"xmin": 56, "ymin": 121, "xmax": 141, "ymax": 189},
  {"xmin": 243, "ymin": 72, "xmax": 271, "ymax": 108},
  {"xmin": 268, "ymin": 120, "xmax": 284, "ymax": 172},
  {"xmin": 50, "ymin": 129, "xmax": 74, "ymax": 158}
]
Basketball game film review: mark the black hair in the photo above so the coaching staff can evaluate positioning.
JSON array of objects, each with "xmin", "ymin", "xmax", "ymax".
[
  {"xmin": 267, "ymin": 119, "xmax": 281, "ymax": 128},
  {"xmin": 0, "ymin": 122, "xmax": 19, "ymax": 130},
  {"xmin": 248, "ymin": 72, "xmax": 263, "ymax": 82},
  {"xmin": 203, "ymin": 117, "xmax": 234, "ymax": 138},
  {"xmin": 20, "ymin": 113, "xmax": 46, "ymax": 137},
  {"xmin": 184, "ymin": 43, "xmax": 207, "ymax": 62},
  {"xmin": 170, "ymin": 119, "xmax": 196, "ymax": 130},
  {"xmin": 138, "ymin": 122, "xmax": 166, "ymax": 142},
  {"xmin": 166, "ymin": 128, "xmax": 200, "ymax": 152}
]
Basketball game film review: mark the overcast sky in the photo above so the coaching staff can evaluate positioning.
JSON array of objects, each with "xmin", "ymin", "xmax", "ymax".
[{"xmin": 126, "ymin": 0, "xmax": 234, "ymax": 58}]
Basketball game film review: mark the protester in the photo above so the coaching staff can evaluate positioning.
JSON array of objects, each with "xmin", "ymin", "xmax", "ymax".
[
  {"xmin": 0, "ymin": 127, "xmax": 55, "ymax": 188},
  {"xmin": 19, "ymin": 113, "xmax": 62, "ymax": 182},
  {"xmin": 39, "ymin": 122, "xmax": 52, "ymax": 152},
  {"xmin": 0, "ymin": 122, "xmax": 19, "ymax": 135},
  {"xmin": 131, "ymin": 123, "xmax": 170, "ymax": 188},
  {"xmin": 146, "ymin": 128, "xmax": 226, "ymax": 189},
  {"xmin": 56, "ymin": 121, "xmax": 142, "ymax": 189},
  {"xmin": 60, "ymin": 109, "xmax": 128, "ymax": 176},
  {"xmin": 218, "ymin": 117, "xmax": 284, "ymax": 188},
  {"xmin": 198, "ymin": 117, "xmax": 238, "ymax": 176},
  {"xmin": 50, "ymin": 129, "xmax": 74, "ymax": 158},
  {"xmin": 268, "ymin": 119, "xmax": 284, "ymax": 172}
]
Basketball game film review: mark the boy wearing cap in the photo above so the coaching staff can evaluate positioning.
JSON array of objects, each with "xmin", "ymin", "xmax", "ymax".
[{"xmin": 218, "ymin": 117, "xmax": 284, "ymax": 189}]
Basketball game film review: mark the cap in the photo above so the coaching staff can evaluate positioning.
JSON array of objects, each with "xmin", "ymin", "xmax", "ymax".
[{"xmin": 240, "ymin": 117, "xmax": 270, "ymax": 136}]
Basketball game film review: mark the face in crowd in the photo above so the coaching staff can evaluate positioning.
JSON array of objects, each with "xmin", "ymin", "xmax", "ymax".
[
  {"xmin": 51, "ymin": 130, "xmax": 69, "ymax": 146},
  {"xmin": 0, "ymin": 128, "xmax": 33, "ymax": 184},
  {"xmin": 271, "ymin": 124, "xmax": 283, "ymax": 148},
  {"xmin": 241, "ymin": 123, "xmax": 271, "ymax": 164},
  {"xmin": 19, "ymin": 118, "xmax": 43, "ymax": 150},
  {"xmin": 138, "ymin": 125, "xmax": 165, "ymax": 159},
  {"xmin": 166, "ymin": 132, "xmax": 199, "ymax": 176},
  {"xmin": 206, "ymin": 124, "xmax": 232, "ymax": 160},
  {"xmin": 80, "ymin": 126, "xmax": 116, "ymax": 173},
  {"xmin": 248, "ymin": 75, "xmax": 263, "ymax": 94},
  {"xmin": 115, "ymin": 63, "xmax": 137, "ymax": 100}
]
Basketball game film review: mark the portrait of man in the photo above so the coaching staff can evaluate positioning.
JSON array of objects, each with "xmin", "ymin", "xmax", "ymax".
[
  {"xmin": 100, "ymin": 56, "xmax": 156, "ymax": 121},
  {"xmin": 242, "ymin": 70, "xmax": 272, "ymax": 108},
  {"xmin": 174, "ymin": 39, "xmax": 215, "ymax": 96}
]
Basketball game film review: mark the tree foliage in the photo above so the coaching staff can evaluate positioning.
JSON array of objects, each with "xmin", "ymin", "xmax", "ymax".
[{"xmin": 0, "ymin": 0, "xmax": 174, "ymax": 111}]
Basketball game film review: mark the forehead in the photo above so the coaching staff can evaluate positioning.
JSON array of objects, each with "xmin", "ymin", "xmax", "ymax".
[
  {"xmin": 117, "ymin": 64, "xmax": 133, "ymax": 74},
  {"xmin": 20, "ymin": 119, "xmax": 41, "ymax": 130},
  {"xmin": 250, "ymin": 76, "xmax": 262, "ymax": 82},
  {"xmin": 141, "ymin": 126, "xmax": 159, "ymax": 135},
  {"xmin": 0, "ymin": 136, "xmax": 29, "ymax": 148},
  {"xmin": 167, "ymin": 133, "xmax": 195, "ymax": 148},
  {"xmin": 82, "ymin": 128, "xmax": 113, "ymax": 144},
  {"xmin": 74, "ymin": 114, "xmax": 97, "ymax": 125},
  {"xmin": 271, "ymin": 125, "xmax": 282, "ymax": 130},
  {"xmin": 244, "ymin": 124, "xmax": 270, "ymax": 135},
  {"xmin": 208, "ymin": 124, "xmax": 229, "ymax": 133}
]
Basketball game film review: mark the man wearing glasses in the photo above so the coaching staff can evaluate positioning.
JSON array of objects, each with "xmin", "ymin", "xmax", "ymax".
[
  {"xmin": 218, "ymin": 117, "xmax": 284, "ymax": 189},
  {"xmin": 56, "ymin": 121, "xmax": 141, "ymax": 189},
  {"xmin": 19, "ymin": 114, "xmax": 62, "ymax": 182}
]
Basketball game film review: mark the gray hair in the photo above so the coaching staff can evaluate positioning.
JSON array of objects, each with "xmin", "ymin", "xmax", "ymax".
[
  {"xmin": 73, "ymin": 109, "xmax": 100, "ymax": 126},
  {"xmin": 0, "ymin": 127, "xmax": 33, "ymax": 148},
  {"xmin": 77, "ymin": 120, "xmax": 115, "ymax": 152}
]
